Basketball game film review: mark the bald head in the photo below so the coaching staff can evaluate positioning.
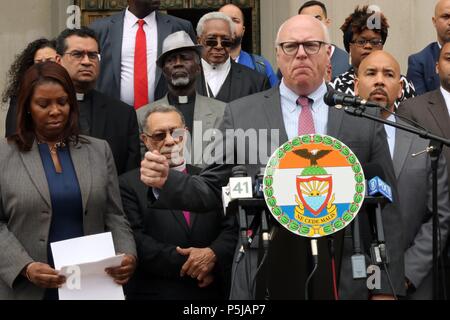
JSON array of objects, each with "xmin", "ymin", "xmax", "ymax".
[
  {"xmin": 355, "ymin": 51, "xmax": 402, "ymax": 114},
  {"xmin": 219, "ymin": 4, "xmax": 244, "ymax": 21},
  {"xmin": 433, "ymin": 0, "xmax": 450, "ymax": 44},
  {"xmin": 276, "ymin": 14, "xmax": 330, "ymax": 45}
]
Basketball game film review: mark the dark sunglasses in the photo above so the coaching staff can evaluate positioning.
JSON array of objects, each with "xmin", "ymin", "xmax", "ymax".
[
  {"xmin": 204, "ymin": 38, "xmax": 233, "ymax": 48},
  {"xmin": 143, "ymin": 128, "xmax": 186, "ymax": 142}
]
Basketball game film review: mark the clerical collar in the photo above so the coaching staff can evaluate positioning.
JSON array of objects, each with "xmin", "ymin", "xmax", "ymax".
[
  {"xmin": 168, "ymin": 93, "xmax": 196, "ymax": 105},
  {"xmin": 76, "ymin": 93, "xmax": 85, "ymax": 101}
]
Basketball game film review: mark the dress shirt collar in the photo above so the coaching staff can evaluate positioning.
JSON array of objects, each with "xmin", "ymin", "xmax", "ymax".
[
  {"xmin": 201, "ymin": 58, "xmax": 231, "ymax": 72},
  {"xmin": 124, "ymin": 7, "xmax": 156, "ymax": 28},
  {"xmin": 279, "ymin": 79, "xmax": 328, "ymax": 113},
  {"xmin": 440, "ymin": 86, "xmax": 450, "ymax": 116}
]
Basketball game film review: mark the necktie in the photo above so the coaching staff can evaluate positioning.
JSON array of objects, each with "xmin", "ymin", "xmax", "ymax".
[
  {"xmin": 181, "ymin": 168, "xmax": 191, "ymax": 227},
  {"xmin": 134, "ymin": 19, "xmax": 148, "ymax": 109},
  {"xmin": 297, "ymin": 96, "xmax": 316, "ymax": 135}
]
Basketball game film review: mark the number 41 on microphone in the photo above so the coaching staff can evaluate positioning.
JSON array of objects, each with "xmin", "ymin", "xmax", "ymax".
[{"xmin": 229, "ymin": 177, "xmax": 253, "ymax": 199}]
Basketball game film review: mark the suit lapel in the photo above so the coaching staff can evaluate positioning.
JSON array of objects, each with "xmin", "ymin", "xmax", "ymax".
[
  {"xmin": 193, "ymin": 95, "xmax": 214, "ymax": 165},
  {"xmin": 262, "ymin": 86, "xmax": 289, "ymax": 144},
  {"xmin": 90, "ymin": 91, "xmax": 108, "ymax": 138},
  {"xmin": 393, "ymin": 124, "xmax": 414, "ymax": 178},
  {"xmin": 428, "ymin": 90, "xmax": 450, "ymax": 138},
  {"xmin": 327, "ymin": 106, "xmax": 344, "ymax": 138},
  {"xmin": 110, "ymin": 12, "xmax": 125, "ymax": 91},
  {"xmin": 20, "ymin": 142, "xmax": 51, "ymax": 208},
  {"xmin": 156, "ymin": 12, "xmax": 172, "ymax": 88},
  {"xmin": 70, "ymin": 143, "xmax": 92, "ymax": 213}
]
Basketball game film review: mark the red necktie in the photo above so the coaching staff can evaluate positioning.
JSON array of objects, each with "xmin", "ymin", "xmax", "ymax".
[
  {"xmin": 134, "ymin": 19, "xmax": 148, "ymax": 109},
  {"xmin": 181, "ymin": 168, "xmax": 191, "ymax": 227},
  {"xmin": 297, "ymin": 96, "xmax": 316, "ymax": 135}
]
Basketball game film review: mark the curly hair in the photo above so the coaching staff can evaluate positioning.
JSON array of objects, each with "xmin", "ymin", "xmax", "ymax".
[
  {"xmin": 1, "ymin": 38, "xmax": 57, "ymax": 103},
  {"xmin": 10, "ymin": 62, "xmax": 83, "ymax": 152},
  {"xmin": 340, "ymin": 5, "xmax": 390, "ymax": 53}
]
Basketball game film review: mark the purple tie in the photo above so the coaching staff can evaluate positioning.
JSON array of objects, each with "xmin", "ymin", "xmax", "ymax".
[
  {"xmin": 297, "ymin": 96, "xmax": 316, "ymax": 135},
  {"xmin": 181, "ymin": 168, "xmax": 191, "ymax": 227}
]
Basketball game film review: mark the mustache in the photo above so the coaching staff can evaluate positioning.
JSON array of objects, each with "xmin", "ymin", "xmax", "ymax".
[{"xmin": 369, "ymin": 88, "xmax": 388, "ymax": 98}]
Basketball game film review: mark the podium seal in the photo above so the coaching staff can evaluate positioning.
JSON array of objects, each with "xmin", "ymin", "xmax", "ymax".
[{"xmin": 263, "ymin": 134, "xmax": 365, "ymax": 238}]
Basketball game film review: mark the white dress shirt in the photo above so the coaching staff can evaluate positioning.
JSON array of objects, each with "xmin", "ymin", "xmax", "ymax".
[
  {"xmin": 201, "ymin": 58, "xmax": 231, "ymax": 98},
  {"xmin": 120, "ymin": 8, "xmax": 157, "ymax": 106},
  {"xmin": 280, "ymin": 80, "xmax": 329, "ymax": 140},
  {"xmin": 440, "ymin": 86, "xmax": 450, "ymax": 117},
  {"xmin": 384, "ymin": 114, "xmax": 396, "ymax": 159}
]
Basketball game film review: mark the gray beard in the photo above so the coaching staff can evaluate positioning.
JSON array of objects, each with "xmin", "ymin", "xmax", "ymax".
[{"xmin": 171, "ymin": 77, "xmax": 190, "ymax": 87}]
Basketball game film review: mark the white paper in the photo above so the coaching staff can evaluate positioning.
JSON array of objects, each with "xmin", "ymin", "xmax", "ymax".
[{"xmin": 50, "ymin": 232, "xmax": 125, "ymax": 300}]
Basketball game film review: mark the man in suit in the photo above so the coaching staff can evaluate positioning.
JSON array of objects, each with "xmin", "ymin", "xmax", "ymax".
[
  {"xmin": 137, "ymin": 31, "xmax": 225, "ymax": 166},
  {"xmin": 195, "ymin": 12, "xmax": 270, "ymax": 103},
  {"xmin": 56, "ymin": 28, "xmax": 140, "ymax": 175},
  {"xmin": 399, "ymin": 41, "xmax": 450, "ymax": 198},
  {"xmin": 407, "ymin": 0, "xmax": 450, "ymax": 96},
  {"xmin": 355, "ymin": 50, "xmax": 450, "ymax": 299},
  {"xmin": 89, "ymin": 0, "xmax": 196, "ymax": 108},
  {"xmin": 141, "ymin": 15, "xmax": 405, "ymax": 300},
  {"xmin": 297, "ymin": 0, "xmax": 350, "ymax": 80},
  {"xmin": 218, "ymin": 4, "xmax": 279, "ymax": 87},
  {"xmin": 120, "ymin": 105, "xmax": 237, "ymax": 299}
]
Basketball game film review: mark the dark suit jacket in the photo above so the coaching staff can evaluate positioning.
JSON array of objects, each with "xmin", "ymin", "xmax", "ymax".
[
  {"xmin": 331, "ymin": 46, "xmax": 351, "ymax": 79},
  {"xmin": 153, "ymin": 85, "xmax": 405, "ymax": 299},
  {"xmin": 407, "ymin": 42, "xmax": 440, "ymax": 96},
  {"xmin": 119, "ymin": 166, "xmax": 237, "ymax": 300},
  {"xmin": 393, "ymin": 122, "xmax": 450, "ymax": 299},
  {"xmin": 90, "ymin": 11, "xmax": 196, "ymax": 102},
  {"xmin": 0, "ymin": 137, "xmax": 136, "ymax": 300},
  {"xmin": 398, "ymin": 89, "xmax": 450, "ymax": 199},
  {"xmin": 196, "ymin": 60, "xmax": 270, "ymax": 103}
]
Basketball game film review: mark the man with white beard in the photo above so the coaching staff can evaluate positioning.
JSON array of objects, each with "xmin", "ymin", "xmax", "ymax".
[{"xmin": 137, "ymin": 31, "xmax": 226, "ymax": 166}]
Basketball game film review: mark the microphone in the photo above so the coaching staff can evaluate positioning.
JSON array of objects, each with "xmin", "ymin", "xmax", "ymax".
[{"xmin": 324, "ymin": 87, "xmax": 380, "ymax": 109}]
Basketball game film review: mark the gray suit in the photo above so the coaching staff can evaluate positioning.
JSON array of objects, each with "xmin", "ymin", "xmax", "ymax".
[
  {"xmin": 154, "ymin": 85, "xmax": 405, "ymax": 299},
  {"xmin": 137, "ymin": 94, "xmax": 226, "ymax": 167},
  {"xmin": 90, "ymin": 11, "xmax": 196, "ymax": 102},
  {"xmin": 392, "ymin": 122, "xmax": 450, "ymax": 299},
  {"xmin": 0, "ymin": 137, "xmax": 136, "ymax": 300}
]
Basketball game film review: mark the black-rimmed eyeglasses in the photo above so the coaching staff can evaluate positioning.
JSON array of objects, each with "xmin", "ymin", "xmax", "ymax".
[
  {"xmin": 143, "ymin": 128, "xmax": 186, "ymax": 142},
  {"xmin": 350, "ymin": 39, "xmax": 384, "ymax": 48},
  {"xmin": 277, "ymin": 41, "xmax": 328, "ymax": 56},
  {"xmin": 64, "ymin": 50, "xmax": 101, "ymax": 62}
]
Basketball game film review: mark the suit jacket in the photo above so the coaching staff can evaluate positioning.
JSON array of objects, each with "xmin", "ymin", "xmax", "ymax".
[
  {"xmin": 119, "ymin": 166, "xmax": 237, "ymax": 300},
  {"xmin": 196, "ymin": 60, "xmax": 270, "ymax": 103},
  {"xmin": 136, "ymin": 94, "xmax": 226, "ymax": 166},
  {"xmin": 398, "ymin": 89, "xmax": 450, "ymax": 198},
  {"xmin": 407, "ymin": 42, "xmax": 440, "ymax": 96},
  {"xmin": 0, "ymin": 136, "xmax": 136, "ymax": 300},
  {"xmin": 89, "ymin": 11, "xmax": 196, "ymax": 102},
  {"xmin": 153, "ymin": 85, "xmax": 405, "ymax": 299},
  {"xmin": 4, "ymin": 90, "xmax": 140, "ymax": 175},
  {"xmin": 393, "ymin": 122, "xmax": 450, "ymax": 299},
  {"xmin": 330, "ymin": 46, "xmax": 351, "ymax": 79}
]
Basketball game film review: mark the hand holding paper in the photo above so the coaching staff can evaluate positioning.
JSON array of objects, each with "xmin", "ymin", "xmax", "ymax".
[{"xmin": 105, "ymin": 254, "xmax": 137, "ymax": 285}]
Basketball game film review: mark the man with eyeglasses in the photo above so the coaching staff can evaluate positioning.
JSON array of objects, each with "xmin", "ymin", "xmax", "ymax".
[
  {"xmin": 195, "ymin": 12, "xmax": 270, "ymax": 103},
  {"xmin": 140, "ymin": 14, "xmax": 405, "ymax": 300},
  {"xmin": 137, "ymin": 31, "xmax": 226, "ymax": 166},
  {"xmin": 329, "ymin": 5, "xmax": 415, "ymax": 109},
  {"xmin": 56, "ymin": 27, "xmax": 140, "ymax": 175},
  {"xmin": 119, "ymin": 104, "xmax": 237, "ymax": 300}
]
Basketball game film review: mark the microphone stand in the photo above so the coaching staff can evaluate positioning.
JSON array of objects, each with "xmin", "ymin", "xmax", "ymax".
[{"xmin": 342, "ymin": 105, "xmax": 450, "ymax": 299}]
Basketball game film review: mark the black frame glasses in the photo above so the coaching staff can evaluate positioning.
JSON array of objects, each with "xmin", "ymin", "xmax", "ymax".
[
  {"xmin": 350, "ymin": 39, "xmax": 384, "ymax": 48},
  {"xmin": 64, "ymin": 50, "xmax": 101, "ymax": 62},
  {"xmin": 143, "ymin": 128, "xmax": 186, "ymax": 142},
  {"xmin": 278, "ymin": 41, "xmax": 327, "ymax": 56}
]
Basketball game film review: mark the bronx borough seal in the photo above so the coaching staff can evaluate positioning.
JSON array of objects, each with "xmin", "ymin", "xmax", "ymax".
[{"xmin": 263, "ymin": 134, "xmax": 365, "ymax": 238}]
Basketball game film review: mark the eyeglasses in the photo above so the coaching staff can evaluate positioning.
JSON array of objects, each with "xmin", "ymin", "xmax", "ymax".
[
  {"xmin": 203, "ymin": 38, "xmax": 233, "ymax": 48},
  {"xmin": 64, "ymin": 50, "xmax": 101, "ymax": 62},
  {"xmin": 350, "ymin": 39, "xmax": 384, "ymax": 48},
  {"xmin": 143, "ymin": 128, "xmax": 186, "ymax": 142},
  {"xmin": 278, "ymin": 41, "xmax": 327, "ymax": 56}
]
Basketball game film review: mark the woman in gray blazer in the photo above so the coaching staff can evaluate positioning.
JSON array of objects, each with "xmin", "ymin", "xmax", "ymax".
[{"xmin": 0, "ymin": 62, "xmax": 137, "ymax": 300}]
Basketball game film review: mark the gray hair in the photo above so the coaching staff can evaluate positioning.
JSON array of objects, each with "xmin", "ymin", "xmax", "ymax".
[
  {"xmin": 275, "ymin": 17, "xmax": 331, "ymax": 46},
  {"xmin": 142, "ymin": 104, "xmax": 186, "ymax": 132},
  {"xmin": 197, "ymin": 12, "xmax": 236, "ymax": 37}
]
